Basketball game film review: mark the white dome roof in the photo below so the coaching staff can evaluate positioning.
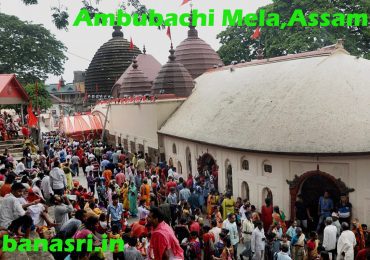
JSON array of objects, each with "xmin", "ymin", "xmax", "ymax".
[{"xmin": 159, "ymin": 46, "xmax": 370, "ymax": 154}]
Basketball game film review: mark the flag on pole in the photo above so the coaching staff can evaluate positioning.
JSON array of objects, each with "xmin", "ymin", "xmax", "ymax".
[
  {"xmin": 27, "ymin": 102, "xmax": 38, "ymax": 127},
  {"xmin": 181, "ymin": 0, "xmax": 191, "ymax": 6},
  {"xmin": 250, "ymin": 27, "xmax": 261, "ymax": 40},
  {"xmin": 166, "ymin": 26, "xmax": 172, "ymax": 41},
  {"xmin": 57, "ymin": 79, "xmax": 62, "ymax": 91},
  {"xmin": 129, "ymin": 37, "xmax": 134, "ymax": 50},
  {"xmin": 35, "ymin": 81, "xmax": 38, "ymax": 97}
]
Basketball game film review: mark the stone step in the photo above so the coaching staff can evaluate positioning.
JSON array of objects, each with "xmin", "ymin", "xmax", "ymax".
[
  {"xmin": 0, "ymin": 143, "xmax": 23, "ymax": 149},
  {"xmin": 1, "ymin": 147, "xmax": 23, "ymax": 154},
  {"xmin": 0, "ymin": 138, "xmax": 24, "ymax": 145}
]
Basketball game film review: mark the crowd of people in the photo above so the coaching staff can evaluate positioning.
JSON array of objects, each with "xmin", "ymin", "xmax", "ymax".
[
  {"xmin": 0, "ymin": 111, "xmax": 30, "ymax": 141},
  {"xmin": 0, "ymin": 131, "xmax": 369, "ymax": 260}
]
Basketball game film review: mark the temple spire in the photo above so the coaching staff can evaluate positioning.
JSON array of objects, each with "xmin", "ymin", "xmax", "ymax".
[
  {"xmin": 188, "ymin": 8, "xmax": 198, "ymax": 38},
  {"xmin": 169, "ymin": 43, "xmax": 176, "ymax": 62},
  {"xmin": 112, "ymin": 24, "xmax": 123, "ymax": 38}
]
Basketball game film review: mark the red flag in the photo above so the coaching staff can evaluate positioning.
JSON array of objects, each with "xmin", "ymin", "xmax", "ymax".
[
  {"xmin": 166, "ymin": 26, "xmax": 172, "ymax": 41},
  {"xmin": 130, "ymin": 37, "xmax": 134, "ymax": 50},
  {"xmin": 27, "ymin": 102, "xmax": 38, "ymax": 127},
  {"xmin": 251, "ymin": 27, "xmax": 261, "ymax": 40},
  {"xmin": 181, "ymin": 0, "xmax": 191, "ymax": 6},
  {"xmin": 95, "ymin": 84, "xmax": 98, "ymax": 92},
  {"xmin": 57, "ymin": 80, "xmax": 62, "ymax": 91}
]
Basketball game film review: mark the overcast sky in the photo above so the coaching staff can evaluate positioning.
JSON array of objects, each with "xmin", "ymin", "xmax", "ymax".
[{"xmin": 1, "ymin": 0, "xmax": 271, "ymax": 83}]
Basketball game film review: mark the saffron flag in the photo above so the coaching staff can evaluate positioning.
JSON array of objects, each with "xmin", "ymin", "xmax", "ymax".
[
  {"xmin": 251, "ymin": 27, "xmax": 261, "ymax": 40},
  {"xmin": 130, "ymin": 37, "xmax": 134, "ymax": 50},
  {"xmin": 57, "ymin": 80, "xmax": 62, "ymax": 91},
  {"xmin": 166, "ymin": 26, "xmax": 172, "ymax": 41},
  {"xmin": 27, "ymin": 102, "xmax": 38, "ymax": 127},
  {"xmin": 181, "ymin": 0, "xmax": 191, "ymax": 6}
]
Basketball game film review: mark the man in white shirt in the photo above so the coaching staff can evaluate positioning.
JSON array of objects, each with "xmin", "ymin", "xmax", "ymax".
[
  {"xmin": 49, "ymin": 161, "xmax": 67, "ymax": 196},
  {"xmin": 223, "ymin": 213, "xmax": 239, "ymax": 259},
  {"xmin": 323, "ymin": 217, "xmax": 338, "ymax": 259},
  {"xmin": 41, "ymin": 171, "xmax": 53, "ymax": 202},
  {"xmin": 337, "ymin": 222, "xmax": 356, "ymax": 260},
  {"xmin": 15, "ymin": 157, "xmax": 26, "ymax": 175},
  {"xmin": 210, "ymin": 219, "xmax": 222, "ymax": 244},
  {"xmin": 251, "ymin": 221, "xmax": 266, "ymax": 260},
  {"xmin": 0, "ymin": 182, "xmax": 35, "ymax": 237},
  {"xmin": 240, "ymin": 212, "xmax": 254, "ymax": 260}
]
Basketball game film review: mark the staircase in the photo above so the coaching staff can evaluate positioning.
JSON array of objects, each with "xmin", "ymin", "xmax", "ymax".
[{"xmin": 0, "ymin": 138, "xmax": 24, "ymax": 160}]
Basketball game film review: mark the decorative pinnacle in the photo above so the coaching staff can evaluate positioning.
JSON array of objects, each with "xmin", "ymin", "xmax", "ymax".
[
  {"xmin": 112, "ymin": 25, "xmax": 123, "ymax": 38},
  {"xmin": 188, "ymin": 9, "xmax": 198, "ymax": 38},
  {"xmin": 169, "ymin": 43, "xmax": 176, "ymax": 61},
  {"xmin": 256, "ymin": 47, "xmax": 264, "ymax": 60},
  {"xmin": 132, "ymin": 56, "xmax": 138, "ymax": 69}
]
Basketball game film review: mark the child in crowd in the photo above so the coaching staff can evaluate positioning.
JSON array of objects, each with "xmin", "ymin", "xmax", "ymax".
[{"xmin": 109, "ymin": 225, "xmax": 124, "ymax": 260}]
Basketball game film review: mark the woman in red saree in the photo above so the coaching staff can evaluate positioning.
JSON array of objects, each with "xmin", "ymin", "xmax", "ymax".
[
  {"xmin": 261, "ymin": 198, "xmax": 273, "ymax": 232},
  {"xmin": 272, "ymin": 205, "xmax": 287, "ymax": 233}
]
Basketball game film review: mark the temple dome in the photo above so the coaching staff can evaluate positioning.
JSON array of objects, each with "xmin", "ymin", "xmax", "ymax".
[
  {"xmin": 112, "ymin": 47, "xmax": 162, "ymax": 97},
  {"xmin": 152, "ymin": 45, "xmax": 194, "ymax": 97},
  {"xmin": 175, "ymin": 17, "xmax": 223, "ymax": 79},
  {"xmin": 118, "ymin": 57, "xmax": 152, "ymax": 97},
  {"xmin": 160, "ymin": 43, "xmax": 370, "ymax": 154},
  {"xmin": 85, "ymin": 26, "xmax": 141, "ymax": 96}
]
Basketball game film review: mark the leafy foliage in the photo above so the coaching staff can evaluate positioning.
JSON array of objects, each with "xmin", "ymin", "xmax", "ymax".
[
  {"xmin": 24, "ymin": 82, "xmax": 52, "ymax": 110},
  {"xmin": 0, "ymin": 13, "xmax": 67, "ymax": 84},
  {"xmin": 20, "ymin": 0, "xmax": 150, "ymax": 30},
  {"xmin": 217, "ymin": 0, "xmax": 370, "ymax": 65}
]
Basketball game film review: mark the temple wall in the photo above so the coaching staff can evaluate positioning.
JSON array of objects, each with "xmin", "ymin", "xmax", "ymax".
[{"xmin": 161, "ymin": 135, "xmax": 370, "ymax": 224}]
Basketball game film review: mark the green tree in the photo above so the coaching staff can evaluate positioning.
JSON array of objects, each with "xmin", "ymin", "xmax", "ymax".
[
  {"xmin": 24, "ymin": 82, "xmax": 52, "ymax": 110},
  {"xmin": 0, "ymin": 13, "xmax": 67, "ymax": 84},
  {"xmin": 21, "ymin": 0, "xmax": 149, "ymax": 30},
  {"xmin": 217, "ymin": 0, "xmax": 370, "ymax": 65}
]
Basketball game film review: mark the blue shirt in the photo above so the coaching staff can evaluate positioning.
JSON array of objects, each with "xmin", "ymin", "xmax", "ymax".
[
  {"xmin": 107, "ymin": 203, "xmax": 124, "ymax": 222},
  {"xmin": 319, "ymin": 197, "xmax": 333, "ymax": 216}
]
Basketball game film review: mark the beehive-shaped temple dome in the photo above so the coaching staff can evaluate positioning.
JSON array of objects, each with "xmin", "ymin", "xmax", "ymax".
[
  {"xmin": 119, "ymin": 57, "xmax": 152, "ymax": 97},
  {"xmin": 152, "ymin": 44, "xmax": 194, "ymax": 97},
  {"xmin": 175, "ymin": 12, "xmax": 223, "ymax": 79},
  {"xmin": 85, "ymin": 26, "xmax": 141, "ymax": 96}
]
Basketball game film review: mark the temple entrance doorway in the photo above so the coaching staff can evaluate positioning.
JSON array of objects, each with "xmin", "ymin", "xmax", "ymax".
[
  {"xmin": 197, "ymin": 153, "xmax": 219, "ymax": 191},
  {"xmin": 287, "ymin": 169, "xmax": 354, "ymax": 231},
  {"xmin": 300, "ymin": 174, "xmax": 340, "ymax": 229}
]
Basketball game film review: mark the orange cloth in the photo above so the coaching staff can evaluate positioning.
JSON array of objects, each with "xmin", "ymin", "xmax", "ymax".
[
  {"xmin": 131, "ymin": 222, "xmax": 148, "ymax": 238},
  {"xmin": 0, "ymin": 184, "xmax": 12, "ymax": 197},
  {"xmin": 103, "ymin": 169, "xmax": 112, "ymax": 187},
  {"xmin": 140, "ymin": 184, "xmax": 150, "ymax": 206}
]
